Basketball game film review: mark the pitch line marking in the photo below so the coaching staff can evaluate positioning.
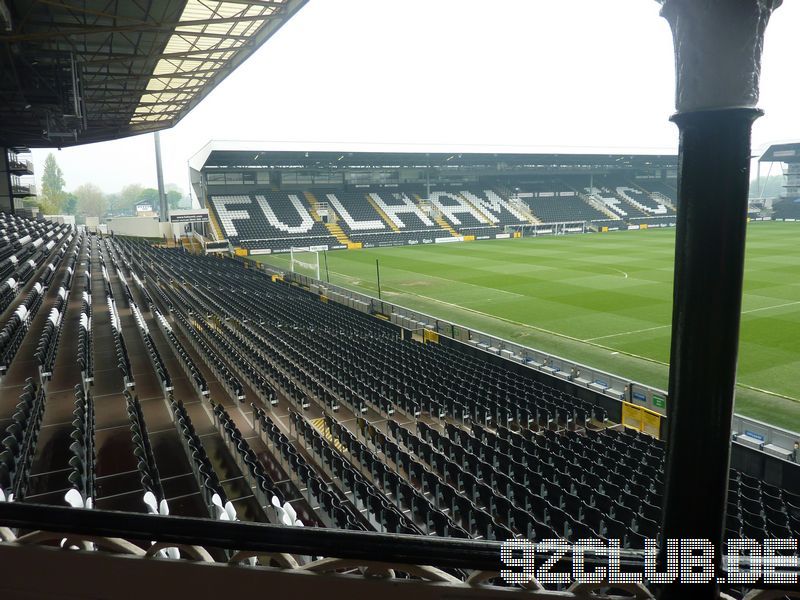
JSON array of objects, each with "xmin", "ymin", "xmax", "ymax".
[
  {"xmin": 583, "ymin": 299, "xmax": 800, "ymax": 343},
  {"xmin": 326, "ymin": 265, "xmax": 526, "ymax": 299},
  {"xmin": 584, "ymin": 324, "xmax": 668, "ymax": 342},
  {"xmin": 741, "ymin": 299, "xmax": 800, "ymax": 315}
]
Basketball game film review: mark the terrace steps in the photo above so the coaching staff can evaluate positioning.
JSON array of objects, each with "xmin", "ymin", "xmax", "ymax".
[
  {"xmin": 304, "ymin": 191, "xmax": 323, "ymax": 222},
  {"xmin": 457, "ymin": 192, "xmax": 496, "ymax": 225},
  {"xmin": 324, "ymin": 222, "xmax": 352, "ymax": 245},
  {"xmin": 413, "ymin": 194, "xmax": 459, "ymax": 237},
  {"xmin": 310, "ymin": 417, "xmax": 345, "ymax": 452},
  {"xmin": 207, "ymin": 207, "xmax": 225, "ymax": 241}
]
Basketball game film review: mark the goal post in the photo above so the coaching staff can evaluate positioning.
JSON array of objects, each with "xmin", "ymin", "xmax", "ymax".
[{"xmin": 289, "ymin": 247, "xmax": 321, "ymax": 280}]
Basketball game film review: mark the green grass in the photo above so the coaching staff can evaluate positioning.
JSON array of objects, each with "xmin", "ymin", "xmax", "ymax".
[{"xmin": 252, "ymin": 222, "xmax": 800, "ymax": 431}]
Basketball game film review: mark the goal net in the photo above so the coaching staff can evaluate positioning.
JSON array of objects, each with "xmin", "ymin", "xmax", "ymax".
[{"xmin": 289, "ymin": 248, "xmax": 321, "ymax": 280}]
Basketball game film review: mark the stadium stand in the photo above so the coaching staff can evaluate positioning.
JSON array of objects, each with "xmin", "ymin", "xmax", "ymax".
[
  {"xmin": 585, "ymin": 185, "xmax": 649, "ymax": 219},
  {"xmin": 636, "ymin": 179, "xmax": 678, "ymax": 205},
  {"xmin": 368, "ymin": 191, "xmax": 437, "ymax": 230},
  {"xmin": 324, "ymin": 192, "xmax": 386, "ymax": 232},
  {"xmin": 0, "ymin": 223, "xmax": 797, "ymax": 598},
  {"xmin": 46, "ymin": 236, "xmax": 788, "ymax": 552},
  {"xmin": 201, "ymin": 181, "xmax": 684, "ymax": 251},
  {"xmin": 521, "ymin": 193, "xmax": 609, "ymax": 223},
  {"xmin": 428, "ymin": 191, "xmax": 490, "ymax": 228},
  {"xmin": 458, "ymin": 189, "xmax": 530, "ymax": 226},
  {"xmin": 600, "ymin": 178, "xmax": 675, "ymax": 216},
  {"xmin": 343, "ymin": 191, "xmax": 452, "ymax": 245},
  {"xmin": 773, "ymin": 197, "xmax": 800, "ymax": 220},
  {"xmin": 208, "ymin": 193, "xmax": 341, "ymax": 252}
]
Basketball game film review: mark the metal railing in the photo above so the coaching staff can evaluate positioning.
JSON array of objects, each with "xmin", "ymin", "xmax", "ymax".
[{"xmin": 0, "ymin": 502, "xmax": 797, "ymax": 598}]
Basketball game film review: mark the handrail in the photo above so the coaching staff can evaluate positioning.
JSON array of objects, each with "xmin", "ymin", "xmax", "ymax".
[{"xmin": 0, "ymin": 502, "xmax": 645, "ymax": 572}]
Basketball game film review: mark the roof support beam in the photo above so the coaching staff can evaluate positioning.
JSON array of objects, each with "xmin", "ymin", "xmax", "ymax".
[
  {"xmin": 3, "ymin": 14, "xmax": 277, "ymax": 42},
  {"xmin": 80, "ymin": 48, "xmax": 242, "ymax": 66}
]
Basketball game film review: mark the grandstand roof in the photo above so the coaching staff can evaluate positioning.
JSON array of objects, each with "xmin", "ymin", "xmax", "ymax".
[
  {"xmin": 189, "ymin": 140, "xmax": 678, "ymax": 172},
  {"xmin": 0, "ymin": 0, "xmax": 307, "ymax": 148},
  {"xmin": 760, "ymin": 142, "xmax": 800, "ymax": 163}
]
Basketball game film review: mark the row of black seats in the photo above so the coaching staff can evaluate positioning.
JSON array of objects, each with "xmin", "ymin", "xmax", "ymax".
[
  {"xmin": 99, "ymin": 242, "xmax": 133, "ymax": 383},
  {"xmin": 460, "ymin": 423, "xmax": 659, "ymax": 546},
  {"xmin": 168, "ymin": 304, "xmax": 244, "ymax": 402},
  {"xmin": 68, "ymin": 385, "xmax": 95, "ymax": 503},
  {"xmin": 106, "ymin": 295, "xmax": 131, "ymax": 382},
  {"xmin": 0, "ymin": 231, "xmax": 74, "ymax": 374},
  {"xmin": 124, "ymin": 389, "xmax": 164, "ymax": 503},
  {"xmin": 132, "ymin": 255, "xmax": 282, "ymax": 409},
  {"xmin": 489, "ymin": 425, "xmax": 665, "ymax": 504},
  {"xmin": 153, "ymin": 307, "xmax": 208, "ymax": 397},
  {"xmin": 0, "ymin": 287, "xmax": 44, "ymax": 373},
  {"xmin": 0, "ymin": 378, "xmax": 46, "ymax": 502},
  {"xmin": 168, "ymin": 396, "xmax": 228, "ymax": 517},
  {"xmin": 727, "ymin": 470, "xmax": 800, "ymax": 540},
  {"xmin": 211, "ymin": 402, "xmax": 283, "ymax": 518},
  {"xmin": 192, "ymin": 315, "xmax": 271, "ymax": 403},
  {"xmin": 35, "ymin": 233, "xmax": 83, "ymax": 376},
  {"xmin": 77, "ymin": 254, "xmax": 93, "ymax": 384},
  {"xmin": 290, "ymin": 411, "xmax": 421, "ymax": 535},
  {"xmin": 132, "ymin": 301, "xmax": 172, "ymax": 392},
  {"xmin": 317, "ymin": 413, "xmax": 473, "ymax": 539},
  {"xmin": 0, "ymin": 213, "xmax": 50, "ymax": 264},
  {"xmin": 366, "ymin": 417, "xmax": 520, "ymax": 541},
  {"xmin": 253, "ymin": 405, "xmax": 363, "ymax": 530},
  {"xmin": 0, "ymin": 221, "xmax": 69, "ymax": 312}
]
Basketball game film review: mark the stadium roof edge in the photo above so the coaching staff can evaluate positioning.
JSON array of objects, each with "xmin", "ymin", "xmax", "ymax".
[
  {"xmin": 760, "ymin": 142, "xmax": 800, "ymax": 163},
  {"xmin": 188, "ymin": 140, "xmax": 679, "ymax": 172},
  {"xmin": 0, "ymin": 0, "xmax": 308, "ymax": 148}
]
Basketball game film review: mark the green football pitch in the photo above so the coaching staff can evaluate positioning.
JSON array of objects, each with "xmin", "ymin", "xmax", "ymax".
[{"xmin": 251, "ymin": 222, "xmax": 800, "ymax": 432}]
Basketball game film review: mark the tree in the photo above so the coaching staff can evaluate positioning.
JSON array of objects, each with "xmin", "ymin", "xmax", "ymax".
[
  {"xmin": 63, "ymin": 192, "xmax": 78, "ymax": 215},
  {"xmin": 119, "ymin": 184, "xmax": 144, "ymax": 212},
  {"xmin": 166, "ymin": 189, "xmax": 182, "ymax": 209},
  {"xmin": 138, "ymin": 188, "xmax": 159, "ymax": 203},
  {"xmin": 40, "ymin": 153, "xmax": 66, "ymax": 212},
  {"xmin": 105, "ymin": 192, "xmax": 122, "ymax": 214},
  {"xmin": 74, "ymin": 183, "xmax": 107, "ymax": 219},
  {"xmin": 166, "ymin": 183, "xmax": 188, "ymax": 209}
]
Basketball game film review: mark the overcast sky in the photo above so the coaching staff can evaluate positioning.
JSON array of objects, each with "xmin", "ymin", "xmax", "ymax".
[{"xmin": 29, "ymin": 0, "xmax": 800, "ymax": 199}]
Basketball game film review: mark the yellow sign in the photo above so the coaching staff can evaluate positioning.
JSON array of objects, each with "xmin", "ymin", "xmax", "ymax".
[
  {"xmin": 640, "ymin": 223, "xmax": 648, "ymax": 230},
  {"xmin": 601, "ymin": 227, "xmax": 609, "ymax": 233},
  {"xmin": 347, "ymin": 242, "xmax": 363, "ymax": 250},
  {"xmin": 423, "ymin": 329, "xmax": 439, "ymax": 344},
  {"xmin": 621, "ymin": 401, "xmax": 661, "ymax": 439},
  {"xmin": 463, "ymin": 235, "xmax": 476, "ymax": 242},
  {"xmin": 642, "ymin": 410, "xmax": 661, "ymax": 438},
  {"xmin": 234, "ymin": 247, "xmax": 248, "ymax": 256}
]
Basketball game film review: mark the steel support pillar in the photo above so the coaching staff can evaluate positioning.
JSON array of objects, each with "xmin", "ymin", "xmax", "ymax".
[
  {"xmin": 154, "ymin": 131, "xmax": 168, "ymax": 222},
  {"xmin": 655, "ymin": 1, "xmax": 781, "ymax": 598},
  {"xmin": 659, "ymin": 108, "xmax": 759, "ymax": 598}
]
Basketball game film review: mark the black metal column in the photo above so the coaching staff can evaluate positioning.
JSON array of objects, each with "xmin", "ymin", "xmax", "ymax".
[{"xmin": 658, "ymin": 108, "xmax": 760, "ymax": 598}]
